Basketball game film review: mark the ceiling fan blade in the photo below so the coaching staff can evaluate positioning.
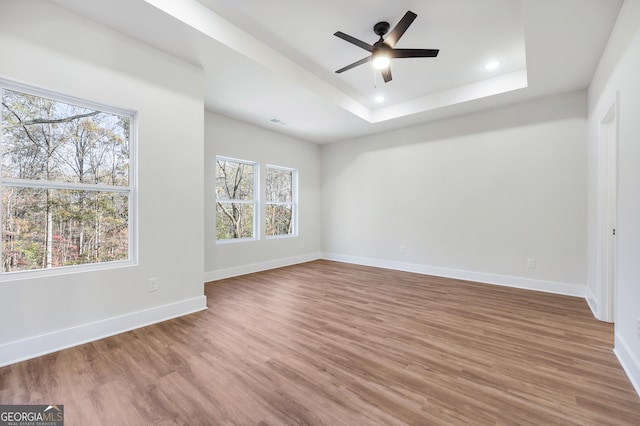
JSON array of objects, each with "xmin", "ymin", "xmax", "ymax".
[
  {"xmin": 335, "ymin": 56, "xmax": 371, "ymax": 73},
  {"xmin": 334, "ymin": 31, "xmax": 374, "ymax": 52},
  {"xmin": 381, "ymin": 66, "xmax": 392, "ymax": 83},
  {"xmin": 391, "ymin": 48, "xmax": 439, "ymax": 58},
  {"xmin": 384, "ymin": 11, "xmax": 417, "ymax": 47}
]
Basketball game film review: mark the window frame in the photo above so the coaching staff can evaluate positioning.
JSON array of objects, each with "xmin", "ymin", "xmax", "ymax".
[
  {"xmin": 215, "ymin": 156, "xmax": 259, "ymax": 243},
  {"xmin": 265, "ymin": 164, "xmax": 298, "ymax": 239},
  {"xmin": 0, "ymin": 78, "xmax": 138, "ymax": 278}
]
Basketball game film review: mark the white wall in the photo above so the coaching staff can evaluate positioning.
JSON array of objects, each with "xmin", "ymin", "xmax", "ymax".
[
  {"xmin": 321, "ymin": 91, "xmax": 588, "ymax": 296},
  {"xmin": 588, "ymin": 0, "xmax": 640, "ymax": 395},
  {"xmin": 204, "ymin": 111, "xmax": 322, "ymax": 280},
  {"xmin": 0, "ymin": 0, "xmax": 206, "ymax": 366}
]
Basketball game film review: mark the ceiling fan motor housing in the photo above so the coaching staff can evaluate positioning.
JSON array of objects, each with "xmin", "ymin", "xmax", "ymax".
[{"xmin": 374, "ymin": 21, "xmax": 390, "ymax": 37}]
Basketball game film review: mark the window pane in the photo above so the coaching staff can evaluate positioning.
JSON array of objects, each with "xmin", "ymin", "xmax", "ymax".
[
  {"xmin": 1, "ymin": 89, "xmax": 130, "ymax": 186},
  {"xmin": 2, "ymin": 187, "xmax": 129, "ymax": 272},
  {"xmin": 216, "ymin": 202, "xmax": 254, "ymax": 240},
  {"xmin": 215, "ymin": 160, "xmax": 254, "ymax": 200},
  {"xmin": 266, "ymin": 168, "xmax": 292, "ymax": 202},
  {"xmin": 266, "ymin": 204, "xmax": 292, "ymax": 236}
]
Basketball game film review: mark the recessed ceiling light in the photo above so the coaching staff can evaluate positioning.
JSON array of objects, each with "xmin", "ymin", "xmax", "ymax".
[
  {"xmin": 484, "ymin": 61, "xmax": 500, "ymax": 71},
  {"xmin": 374, "ymin": 95, "xmax": 385, "ymax": 103}
]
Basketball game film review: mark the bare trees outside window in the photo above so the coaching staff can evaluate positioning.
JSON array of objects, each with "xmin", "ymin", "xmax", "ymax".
[
  {"xmin": 215, "ymin": 157, "xmax": 256, "ymax": 240},
  {"xmin": 215, "ymin": 157, "xmax": 297, "ymax": 242},
  {"xmin": 266, "ymin": 166, "xmax": 296, "ymax": 237},
  {"xmin": 1, "ymin": 84, "xmax": 134, "ymax": 273}
]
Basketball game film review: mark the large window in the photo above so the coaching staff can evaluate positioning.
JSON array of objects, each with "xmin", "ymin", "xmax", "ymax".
[
  {"xmin": 0, "ymin": 81, "xmax": 135, "ymax": 274},
  {"xmin": 215, "ymin": 157, "xmax": 257, "ymax": 241},
  {"xmin": 215, "ymin": 158, "xmax": 297, "ymax": 242},
  {"xmin": 266, "ymin": 165, "xmax": 297, "ymax": 237}
]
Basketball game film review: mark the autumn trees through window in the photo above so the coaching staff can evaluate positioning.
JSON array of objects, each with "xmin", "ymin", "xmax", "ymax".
[
  {"xmin": 215, "ymin": 157, "xmax": 297, "ymax": 242},
  {"xmin": 1, "ymin": 82, "xmax": 134, "ymax": 274}
]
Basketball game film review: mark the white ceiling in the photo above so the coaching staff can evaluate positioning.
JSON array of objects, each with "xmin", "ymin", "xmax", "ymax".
[
  {"xmin": 48, "ymin": 0, "xmax": 623, "ymax": 143},
  {"xmin": 197, "ymin": 0, "xmax": 527, "ymax": 106}
]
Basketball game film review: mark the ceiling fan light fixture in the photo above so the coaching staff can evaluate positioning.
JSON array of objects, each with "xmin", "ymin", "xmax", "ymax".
[{"xmin": 372, "ymin": 54, "xmax": 390, "ymax": 70}]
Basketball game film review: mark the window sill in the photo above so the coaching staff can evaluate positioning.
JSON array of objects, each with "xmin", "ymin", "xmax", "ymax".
[
  {"xmin": 266, "ymin": 234, "xmax": 298, "ymax": 240},
  {"xmin": 0, "ymin": 259, "xmax": 137, "ymax": 282},
  {"xmin": 215, "ymin": 237, "xmax": 258, "ymax": 245}
]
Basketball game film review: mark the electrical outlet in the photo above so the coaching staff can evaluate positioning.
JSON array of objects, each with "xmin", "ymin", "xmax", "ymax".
[
  {"xmin": 400, "ymin": 245, "xmax": 406, "ymax": 255},
  {"xmin": 148, "ymin": 278, "xmax": 158, "ymax": 292},
  {"xmin": 527, "ymin": 258, "xmax": 536, "ymax": 269}
]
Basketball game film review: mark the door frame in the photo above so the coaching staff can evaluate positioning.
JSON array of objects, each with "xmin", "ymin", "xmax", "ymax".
[{"xmin": 597, "ymin": 92, "xmax": 619, "ymax": 323}]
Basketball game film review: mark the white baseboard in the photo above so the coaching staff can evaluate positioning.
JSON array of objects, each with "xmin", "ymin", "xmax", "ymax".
[
  {"xmin": 614, "ymin": 332, "xmax": 640, "ymax": 398},
  {"xmin": 322, "ymin": 253, "xmax": 586, "ymax": 298},
  {"xmin": 204, "ymin": 252, "xmax": 322, "ymax": 282},
  {"xmin": 0, "ymin": 296, "xmax": 207, "ymax": 368},
  {"xmin": 585, "ymin": 286, "xmax": 600, "ymax": 319}
]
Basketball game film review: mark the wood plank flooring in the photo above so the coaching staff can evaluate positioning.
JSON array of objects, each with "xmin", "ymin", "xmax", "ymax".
[{"xmin": 1, "ymin": 260, "xmax": 639, "ymax": 425}]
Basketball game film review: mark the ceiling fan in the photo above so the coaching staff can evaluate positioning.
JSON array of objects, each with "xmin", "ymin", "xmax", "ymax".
[{"xmin": 334, "ymin": 11, "xmax": 439, "ymax": 83}]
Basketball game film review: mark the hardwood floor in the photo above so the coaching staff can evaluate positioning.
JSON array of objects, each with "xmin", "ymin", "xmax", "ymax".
[{"xmin": 1, "ymin": 260, "xmax": 639, "ymax": 425}]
